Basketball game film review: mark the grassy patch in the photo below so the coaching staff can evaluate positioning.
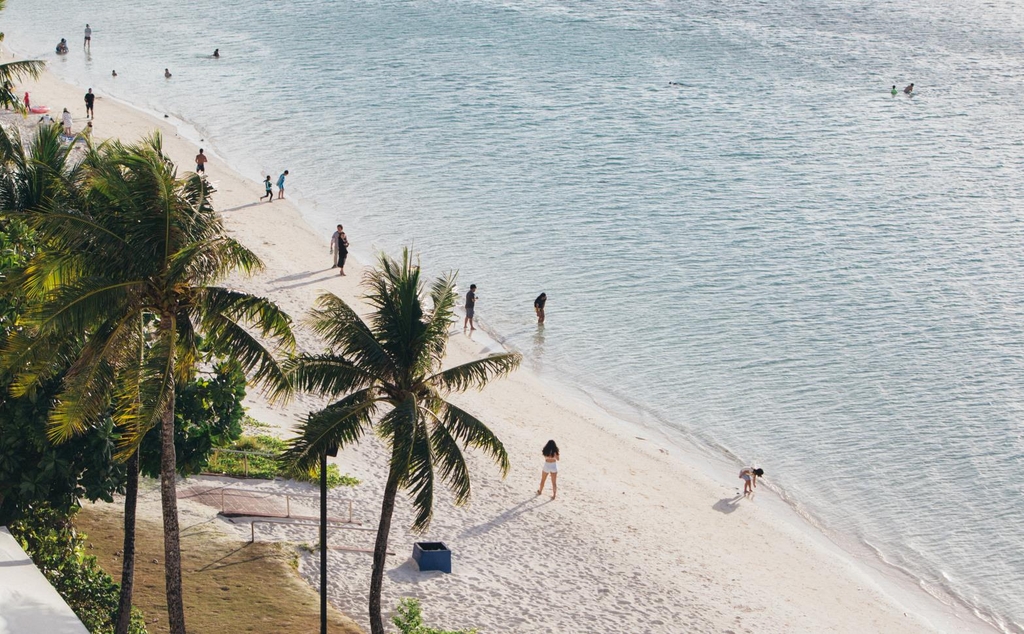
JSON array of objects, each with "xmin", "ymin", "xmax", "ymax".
[
  {"xmin": 205, "ymin": 433, "xmax": 359, "ymax": 488},
  {"xmin": 77, "ymin": 503, "xmax": 363, "ymax": 634}
]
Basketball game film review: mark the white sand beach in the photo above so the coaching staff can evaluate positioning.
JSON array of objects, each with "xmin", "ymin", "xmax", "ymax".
[{"xmin": 8, "ymin": 52, "xmax": 998, "ymax": 634}]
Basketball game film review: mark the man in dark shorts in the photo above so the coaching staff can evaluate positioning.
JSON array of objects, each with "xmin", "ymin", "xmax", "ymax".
[
  {"xmin": 84, "ymin": 24, "xmax": 92, "ymax": 51},
  {"xmin": 84, "ymin": 89, "xmax": 95, "ymax": 119},
  {"xmin": 534, "ymin": 292, "xmax": 547, "ymax": 324},
  {"xmin": 195, "ymin": 149, "xmax": 208, "ymax": 174},
  {"xmin": 464, "ymin": 284, "xmax": 477, "ymax": 331}
]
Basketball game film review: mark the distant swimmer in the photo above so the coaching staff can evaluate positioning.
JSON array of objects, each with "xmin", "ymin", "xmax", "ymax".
[
  {"xmin": 891, "ymin": 85, "xmax": 898, "ymax": 96},
  {"xmin": 903, "ymin": 83, "xmax": 914, "ymax": 95},
  {"xmin": 111, "ymin": 70, "xmax": 117, "ymax": 77},
  {"xmin": 56, "ymin": 38, "xmax": 69, "ymax": 54},
  {"xmin": 164, "ymin": 68, "xmax": 172, "ymax": 79},
  {"xmin": 213, "ymin": 48, "xmax": 220, "ymax": 58},
  {"xmin": 668, "ymin": 81, "xmax": 686, "ymax": 87}
]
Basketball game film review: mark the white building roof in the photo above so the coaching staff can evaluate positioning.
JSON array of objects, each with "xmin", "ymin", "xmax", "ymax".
[{"xmin": 0, "ymin": 526, "xmax": 89, "ymax": 634}]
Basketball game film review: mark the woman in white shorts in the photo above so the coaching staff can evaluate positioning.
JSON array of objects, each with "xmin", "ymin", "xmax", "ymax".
[{"xmin": 538, "ymin": 440, "xmax": 560, "ymax": 499}]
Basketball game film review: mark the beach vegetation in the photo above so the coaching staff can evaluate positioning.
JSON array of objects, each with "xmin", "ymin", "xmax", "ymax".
[
  {"xmin": 392, "ymin": 598, "xmax": 476, "ymax": 634},
  {"xmin": 0, "ymin": 0, "xmax": 44, "ymax": 115},
  {"xmin": 205, "ymin": 432, "xmax": 359, "ymax": 487},
  {"xmin": 2, "ymin": 133, "xmax": 295, "ymax": 634},
  {"xmin": 280, "ymin": 248, "xmax": 520, "ymax": 634},
  {"xmin": 9, "ymin": 505, "xmax": 148, "ymax": 634}
]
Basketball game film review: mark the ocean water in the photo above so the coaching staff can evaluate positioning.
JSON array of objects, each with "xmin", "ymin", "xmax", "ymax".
[{"xmin": 6, "ymin": 0, "xmax": 1023, "ymax": 630}]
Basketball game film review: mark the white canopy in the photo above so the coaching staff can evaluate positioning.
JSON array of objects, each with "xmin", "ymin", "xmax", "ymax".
[{"xmin": 0, "ymin": 527, "xmax": 88, "ymax": 634}]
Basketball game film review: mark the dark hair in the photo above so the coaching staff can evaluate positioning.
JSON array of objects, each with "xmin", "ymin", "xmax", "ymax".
[
  {"xmin": 754, "ymin": 468, "xmax": 764, "ymax": 477},
  {"xmin": 470, "ymin": 284, "xmax": 477, "ymax": 289},
  {"xmin": 542, "ymin": 440, "xmax": 559, "ymax": 457}
]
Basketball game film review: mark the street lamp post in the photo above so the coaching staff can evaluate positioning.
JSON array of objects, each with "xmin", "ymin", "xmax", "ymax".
[{"xmin": 321, "ymin": 444, "xmax": 338, "ymax": 634}]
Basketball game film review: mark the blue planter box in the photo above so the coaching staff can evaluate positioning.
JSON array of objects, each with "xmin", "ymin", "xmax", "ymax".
[{"xmin": 412, "ymin": 542, "xmax": 451, "ymax": 574}]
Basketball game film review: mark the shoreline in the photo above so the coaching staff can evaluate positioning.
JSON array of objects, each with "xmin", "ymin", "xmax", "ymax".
[{"xmin": 5, "ymin": 42, "xmax": 1003, "ymax": 634}]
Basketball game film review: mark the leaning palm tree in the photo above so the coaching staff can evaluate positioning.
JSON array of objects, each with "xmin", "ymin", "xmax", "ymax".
[
  {"xmin": 3, "ymin": 133, "xmax": 294, "ymax": 634},
  {"xmin": 281, "ymin": 249, "xmax": 521, "ymax": 634}
]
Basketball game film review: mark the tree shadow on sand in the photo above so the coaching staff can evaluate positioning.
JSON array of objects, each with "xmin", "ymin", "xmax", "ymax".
[
  {"xmin": 267, "ymin": 269, "xmax": 340, "ymax": 291},
  {"xmin": 457, "ymin": 496, "xmax": 551, "ymax": 540}
]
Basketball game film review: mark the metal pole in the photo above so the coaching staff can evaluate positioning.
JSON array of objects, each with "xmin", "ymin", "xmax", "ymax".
[{"xmin": 320, "ymin": 451, "xmax": 328, "ymax": 634}]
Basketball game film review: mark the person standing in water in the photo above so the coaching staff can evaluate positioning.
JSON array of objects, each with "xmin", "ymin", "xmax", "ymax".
[
  {"xmin": 84, "ymin": 89, "xmax": 95, "ymax": 119},
  {"xmin": 330, "ymin": 224, "xmax": 349, "ymax": 275},
  {"xmin": 276, "ymin": 170, "xmax": 288, "ymax": 199},
  {"xmin": 164, "ymin": 68, "xmax": 173, "ymax": 79},
  {"xmin": 260, "ymin": 176, "xmax": 273, "ymax": 202},
  {"xmin": 537, "ymin": 440, "xmax": 559, "ymax": 499},
  {"xmin": 891, "ymin": 85, "xmax": 898, "ymax": 96},
  {"xmin": 195, "ymin": 149, "xmax": 208, "ymax": 174},
  {"xmin": 84, "ymin": 24, "xmax": 92, "ymax": 50},
  {"xmin": 739, "ymin": 466, "xmax": 764, "ymax": 495},
  {"xmin": 464, "ymin": 284, "xmax": 478, "ymax": 331},
  {"xmin": 534, "ymin": 292, "xmax": 547, "ymax": 324},
  {"xmin": 903, "ymin": 83, "xmax": 914, "ymax": 95}
]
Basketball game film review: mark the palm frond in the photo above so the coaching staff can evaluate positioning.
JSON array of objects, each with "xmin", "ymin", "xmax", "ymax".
[
  {"xmin": 436, "ymin": 400, "xmax": 510, "ymax": 476},
  {"xmin": 308, "ymin": 293, "xmax": 395, "ymax": 379},
  {"xmin": 281, "ymin": 388, "xmax": 380, "ymax": 471},
  {"xmin": 279, "ymin": 353, "xmax": 377, "ymax": 399},
  {"xmin": 429, "ymin": 352, "xmax": 522, "ymax": 394}
]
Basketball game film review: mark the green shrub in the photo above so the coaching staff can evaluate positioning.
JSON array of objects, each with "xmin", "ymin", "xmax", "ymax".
[
  {"xmin": 9, "ymin": 506, "xmax": 147, "ymax": 634},
  {"xmin": 205, "ymin": 434, "xmax": 359, "ymax": 488},
  {"xmin": 392, "ymin": 598, "xmax": 476, "ymax": 634}
]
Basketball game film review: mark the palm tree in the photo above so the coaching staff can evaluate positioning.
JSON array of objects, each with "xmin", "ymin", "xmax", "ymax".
[
  {"xmin": 3, "ymin": 133, "xmax": 295, "ymax": 634},
  {"xmin": 0, "ymin": 124, "xmax": 139, "ymax": 634},
  {"xmin": 281, "ymin": 249, "xmax": 521, "ymax": 634}
]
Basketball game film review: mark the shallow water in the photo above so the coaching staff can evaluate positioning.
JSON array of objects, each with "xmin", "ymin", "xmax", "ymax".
[{"xmin": 7, "ymin": 0, "xmax": 1024, "ymax": 630}]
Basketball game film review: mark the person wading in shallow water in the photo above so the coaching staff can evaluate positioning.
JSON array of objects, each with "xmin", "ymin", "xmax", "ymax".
[
  {"xmin": 330, "ymin": 224, "xmax": 349, "ymax": 275},
  {"xmin": 534, "ymin": 292, "xmax": 547, "ymax": 324},
  {"xmin": 464, "ymin": 284, "xmax": 478, "ymax": 331}
]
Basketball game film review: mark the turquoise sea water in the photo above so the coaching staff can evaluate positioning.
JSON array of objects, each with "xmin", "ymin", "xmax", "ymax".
[{"xmin": 7, "ymin": 0, "xmax": 1023, "ymax": 630}]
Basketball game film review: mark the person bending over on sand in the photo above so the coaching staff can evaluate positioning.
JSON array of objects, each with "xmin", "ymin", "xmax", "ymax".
[
  {"xmin": 61, "ymin": 108, "xmax": 73, "ymax": 136},
  {"xmin": 538, "ymin": 440, "xmax": 560, "ymax": 499},
  {"xmin": 276, "ymin": 170, "xmax": 288, "ymax": 199},
  {"xmin": 903, "ymin": 83, "xmax": 914, "ymax": 95},
  {"xmin": 330, "ymin": 224, "xmax": 349, "ymax": 275},
  {"xmin": 464, "ymin": 284, "xmax": 478, "ymax": 331},
  {"xmin": 534, "ymin": 292, "xmax": 547, "ymax": 324},
  {"xmin": 260, "ymin": 175, "xmax": 273, "ymax": 202},
  {"xmin": 739, "ymin": 467, "xmax": 764, "ymax": 495}
]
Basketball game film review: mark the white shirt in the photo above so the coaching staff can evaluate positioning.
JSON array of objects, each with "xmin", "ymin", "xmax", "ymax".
[
  {"xmin": 62, "ymin": 112, "xmax": 72, "ymax": 127},
  {"xmin": 85, "ymin": 27, "xmax": 92, "ymax": 37}
]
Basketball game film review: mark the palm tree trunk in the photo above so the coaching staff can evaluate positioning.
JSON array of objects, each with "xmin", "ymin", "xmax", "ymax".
[
  {"xmin": 159, "ymin": 373, "xmax": 187, "ymax": 634},
  {"xmin": 114, "ymin": 449, "xmax": 139, "ymax": 634},
  {"xmin": 368, "ymin": 466, "xmax": 401, "ymax": 634}
]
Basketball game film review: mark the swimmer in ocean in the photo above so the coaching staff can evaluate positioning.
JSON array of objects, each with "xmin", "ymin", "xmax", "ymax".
[
  {"xmin": 903, "ymin": 83, "xmax": 914, "ymax": 95},
  {"xmin": 891, "ymin": 85, "xmax": 898, "ymax": 96},
  {"xmin": 213, "ymin": 48, "xmax": 220, "ymax": 58}
]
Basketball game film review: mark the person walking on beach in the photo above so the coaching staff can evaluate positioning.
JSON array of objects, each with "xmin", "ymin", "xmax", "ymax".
[
  {"xmin": 84, "ymin": 24, "xmax": 92, "ymax": 50},
  {"xmin": 534, "ymin": 292, "xmax": 547, "ymax": 324},
  {"xmin": 276, "ymin": 170, "xmax": 288, "ymax": 199},
  {"xmin": 464, "ymin": 284, "xmax": 478, "ymax": 331},
  {"xmin": 61, "ymin": 108, "xmax": 73, "ymax": 136},
  {"xmin": 330, "ymin": 224, "xmax": 349, "ymax": 275},
  {"xmin": 260, "ymin": 175, "xmax": 273, "ymax": 202},
  {"xmin": 23, "ymin": 92, "xmax": 29, "ymax": 110},
  {"xmin": 739, "ymin": 466, "xmax": 764, "ymax": 495},
  {"xmin": 195, "ymin": 149, "xmax": 208, "ymax": 174},
  {"xmin": 538, "ymin": 440, "xmax": 559, "ymax": 499},
  {"xmin": 903, "ymin": 83, "xmax": 914, "ymax": 95},
  {"xmin": 84, "ymin": 89, "xmax": 95, "ymax": 119}
]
